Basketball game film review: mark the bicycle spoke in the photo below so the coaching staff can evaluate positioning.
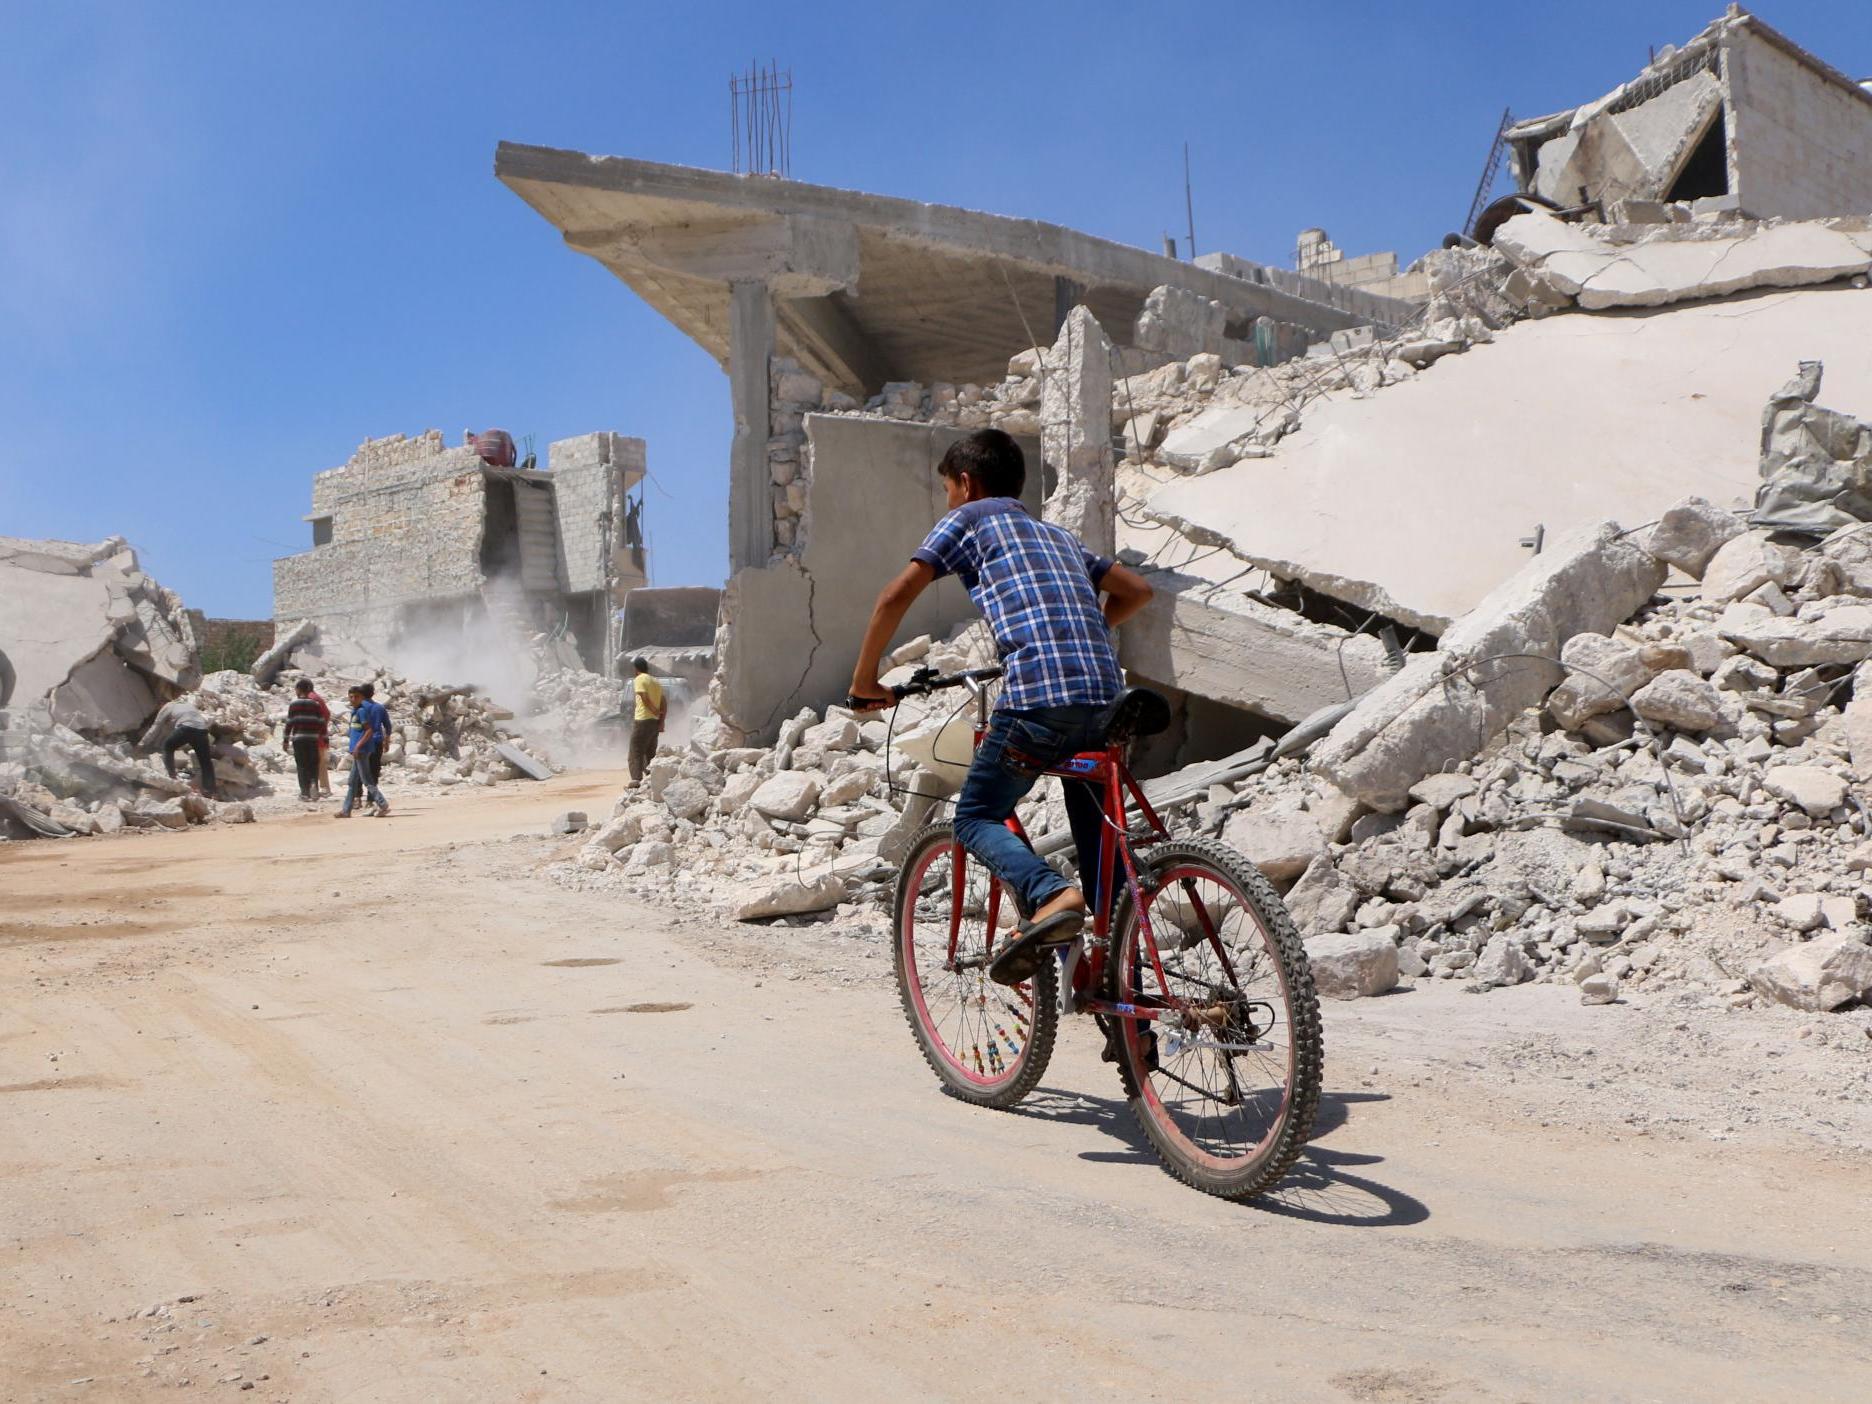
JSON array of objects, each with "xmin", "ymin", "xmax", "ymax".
[{"xmin": 895, "ymin": 827, "xmax": 1057, "ymax": 1106}]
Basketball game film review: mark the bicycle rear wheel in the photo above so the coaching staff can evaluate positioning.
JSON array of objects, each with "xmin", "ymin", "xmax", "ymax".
[
  {"xmin": 893, "ymin": 822, "xmax": 1058, "ymax": 1108},
  {"xmin": 1107, "ymin": 838, "xmax": 1321, "ymax": 1200}
]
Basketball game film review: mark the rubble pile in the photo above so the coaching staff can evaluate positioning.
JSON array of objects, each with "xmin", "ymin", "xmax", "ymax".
[
  {"xmin": 0, "ymin": 617, "xmax": 578, "ymax": 839},
  {"xmin": 549, "ymin": 622, "xmax": 1007, "ymax": 924},
  {"xmin": 553, "ymin": 487, "xmax": 1872, "ymax": 1021}
]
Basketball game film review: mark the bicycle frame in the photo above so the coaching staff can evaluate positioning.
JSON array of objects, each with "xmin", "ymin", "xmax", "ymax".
[{"xmin": 939, "ymin": 675, "xmax": 1244, "ymax": 1026}]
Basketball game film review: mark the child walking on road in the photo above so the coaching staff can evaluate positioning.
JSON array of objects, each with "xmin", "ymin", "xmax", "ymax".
[{"xmin": 338, "ymin": 682, "xmax": 391, "ymax": 818}]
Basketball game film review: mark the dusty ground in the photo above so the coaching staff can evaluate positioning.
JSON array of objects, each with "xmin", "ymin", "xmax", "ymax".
[{"xmin": 4, "ymin": 772, "xmax": 1871, "ymax": 1402}]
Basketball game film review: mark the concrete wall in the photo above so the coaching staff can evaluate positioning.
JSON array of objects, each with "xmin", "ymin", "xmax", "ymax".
[
  {"xmin": 1195, "ymin": 252, "xmax": 1422, "ymax": 331},
  {"xmin": 1728, "ymin": 29, "xmax": 1872, "ymax": 219},
  {"xmin": 549, "ymin": 431, "xmax": 647, "ymax": 595},
  {"xmin": 274, "ymin": 429, "xmax": 649, "ymax": 655},
  {"xmin": 713, "ymin": 415, "xmax": 1041, "ymax": 741},
  {"xmin": 273, "ymin": 435, "xmax": 489, "ymax": 647}
]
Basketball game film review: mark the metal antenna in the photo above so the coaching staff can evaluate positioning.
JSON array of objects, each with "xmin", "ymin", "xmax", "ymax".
[
  {"xmin": 730, "ymin": 60, "xmax": 793, "ymax": 176},
  {"xmin": 1183, "ymin": 141, "xmax": 1196, "ymax": 259}
]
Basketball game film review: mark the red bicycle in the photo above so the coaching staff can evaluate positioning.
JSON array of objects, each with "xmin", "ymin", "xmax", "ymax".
[{"xmin": 887, "ymin": 666, "xmax": 1322, "ymax": 1200}]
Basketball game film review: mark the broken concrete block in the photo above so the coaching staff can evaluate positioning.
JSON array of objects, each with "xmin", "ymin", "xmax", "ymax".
[
  {"xmin": 1701, "ymin": 531, "xmax": 1801, "ymax": 604},
  {"xmin": 1156, "ymin": 404, "xmax": 1266, "ymax": 466},
  {"xmin": 735, "ymin": 872, "xmax": 847, "ymax": 922},
  {"xmin": 494, "ymin": 741, "xmax": 553, "ymax": 780},
  {"xmin": 1762, "ymin": 765, "xmax": 1847, "ymax": 818},
  {"xmin": 748, "ymin": 770, "xmax": 821, "ymax": 822},
  {"xmin": 50, "ymin": 650, "xmax": 160, "ymax": 736},
  {"xmin": 216, "ymin": 802, "xmax": 255, "ymax": 824},
  {"xmin": 1284, "ymin": 855, "xmax": 1360, "ymax": 934},
  {"xmin": 800, "ymin": 717, "xmax": 859, "ymax": 753},
  {"xmin": 250, "ymin": 620, "xmax": 312, "ymax": 689},
  {"xmin": 551, "ymin": 810, "xmax": 590, "ymax": 835},
  {"xmin": 1578, "ymin": 972, "xmax": 1620, "ymax": 1005},
  {"xmin": 1118, "ymin": 571, "xmax": 1392, "ymax": 726},
  {"xmin": 1747, "ymin": 936, "xmax": 1872, "ymax": 1012},
  {"xmin": 1644, "ymin": 497, "xmax": 1747, "ymax": 578},
  {"xmin": 1132, "ymin": 284, "xmax": 1225, "ymax": 358},
  {"xmin": 1405, "ymin": 772, "xmax": 1477, "ymax": 812},
  {"xmin": 1547, "ymin": 632, "xmax": 1652, "ymax": 730},
  {"xmin": 1220, "ymin": 804, "xmax": 1325, "ymax": 883},
  {"xmin": 1630, "ymin": 669, "xmax": 1723, "ymax": 731},
  {"xmin": 1775, "ymin": 892, "xmax": 1827, "ymax": 934},
  {"xmin": 1304, "ymin": 927, "xmax": 1399, "ymax": 1000},
  {"xmin": 661, "ymin": 778, "xmax": 712, "ymax": 822},
  {"xmin": 1312, "ymin": 522, "xmax": 1667, "ymax": 811},
  {"xmin": 1719, "ymin": 604, "xmax": 1872, "ymax": 668},
  {"xmin": 1473, "ymin": 933, "xmax": 1532, "ymax": 987}
]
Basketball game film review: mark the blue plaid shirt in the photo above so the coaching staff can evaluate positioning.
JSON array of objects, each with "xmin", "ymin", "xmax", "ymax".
[{"xmin": 913, "ymin": 499, "xmax": 1122, "ymax": 712}]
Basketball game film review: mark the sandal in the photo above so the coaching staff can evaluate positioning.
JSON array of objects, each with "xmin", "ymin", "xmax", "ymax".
[{"xmin": 987, "ymin": 908, "xmax": 1085, "ymax": 987}]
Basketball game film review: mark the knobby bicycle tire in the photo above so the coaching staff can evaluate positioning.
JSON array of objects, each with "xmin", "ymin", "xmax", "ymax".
[
  {"xmin": 1106, "ymin": 837, "xmax": 1322, "ymax": 1200},
  {"xmin": 892, "ymin": 821, "xmax": 1059, "ymax": 1109}
]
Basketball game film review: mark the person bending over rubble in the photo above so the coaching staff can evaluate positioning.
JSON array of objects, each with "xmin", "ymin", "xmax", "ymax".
[
  {"xmin": 338, "ymin": 682, "xmax": 391, "ymax": 819},
  {"xmin": 628, "ymin": 657, "xmax": 666, "ymax": 786},
  {"xmin": 847, "ymin": 428, "xmax": 1152, "ymax": 986},
  {"xmin": 281, "ymin": 678, "xmax": 328, "ymax": 803},
  {"xmin": 139, "ymin": 696, "xmax": 218, "ymax": 800}
]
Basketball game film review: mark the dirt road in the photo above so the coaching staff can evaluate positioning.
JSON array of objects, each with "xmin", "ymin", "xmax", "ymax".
[{"xmin": 4, "ymin": 774, "xmax": 1869, "ymax": 1401}]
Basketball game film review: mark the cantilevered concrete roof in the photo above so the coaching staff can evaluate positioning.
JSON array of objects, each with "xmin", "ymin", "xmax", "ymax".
[{"xmin": 495, "ymin": 143, "xmax": 1373, "ymax": 394}]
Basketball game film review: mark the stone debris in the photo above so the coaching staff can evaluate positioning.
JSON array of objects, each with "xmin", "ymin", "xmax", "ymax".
[
  {"xmin": 540, "ymin": 497, "xmax": 1872, "ymax": 1026},
  {"xmin": 1492, "ymin": 211, "xmax": 1872, "ymax": 314},
  {"xmin": 0, "ymin": 608, "xmax": 627, "ymax": 840}
]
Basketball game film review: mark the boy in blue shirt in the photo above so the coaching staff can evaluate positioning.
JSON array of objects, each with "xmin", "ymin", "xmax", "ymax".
[
  {"xmin": 338, "ymin": 682, "xmax": 392, "ymax": 819},
  {"xmin": 849, "ymin": 429, "xmax": 1152, "ymax": 985}
]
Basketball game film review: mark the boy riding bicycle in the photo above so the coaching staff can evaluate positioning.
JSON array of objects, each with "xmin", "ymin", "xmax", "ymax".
[{"xmin": 848, "ymin": 429, "xmax": 1153, "ymax": 986}]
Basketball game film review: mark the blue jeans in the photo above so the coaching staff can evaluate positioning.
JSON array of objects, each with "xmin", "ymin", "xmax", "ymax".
[
  {"xmin": 342, "ymin": 748, "xmax": 385, "ymax": 814},
  {"xmin": 952, "ymin": 705, "xmax": 1110, "ymax": 918}
]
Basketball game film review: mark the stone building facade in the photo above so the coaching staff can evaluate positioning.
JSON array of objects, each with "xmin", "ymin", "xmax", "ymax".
[{"xmin": 273, "ymin": 429, "xmax": 647, "ymax": 672}]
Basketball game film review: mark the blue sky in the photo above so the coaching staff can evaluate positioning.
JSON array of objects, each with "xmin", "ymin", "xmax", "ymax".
[{"xmin": 3, "ymin": 1, "xmax": 1867, "ymax": 618}]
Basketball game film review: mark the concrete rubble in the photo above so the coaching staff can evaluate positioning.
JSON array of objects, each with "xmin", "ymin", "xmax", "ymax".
[
  {"xmin": 0, "ymin": 594, "xmax": 635, "ymax": 838},
  {"xmin": 541, "ymin": 491, "xmax": 1872, "ymax": 1024}
]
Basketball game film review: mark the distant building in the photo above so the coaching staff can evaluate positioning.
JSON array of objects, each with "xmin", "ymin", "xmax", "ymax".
[
  {"xmin": 272, "ymin": 429, "xmax": 646, "ymax": 672},
  {"xmin": 1506, "ymin": 7, "xmax": 1872, "ymax": 221}
]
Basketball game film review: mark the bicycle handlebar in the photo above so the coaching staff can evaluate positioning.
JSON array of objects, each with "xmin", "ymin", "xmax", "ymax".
[{"xmin": 846, "ymin": 665, "xmax": 1003, "ymax": 712}]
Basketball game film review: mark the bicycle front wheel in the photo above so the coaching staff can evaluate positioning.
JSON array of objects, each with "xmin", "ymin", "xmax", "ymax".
[
  {"xmin": 893, "ymin": 822, "xmax": 1058, "ymax": 1108},
  {"xmin": 1107, "ymin": 838, "xmax": 1321, "ymax": 1199}
]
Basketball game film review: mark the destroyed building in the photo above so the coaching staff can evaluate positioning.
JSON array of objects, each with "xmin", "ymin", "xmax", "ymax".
[
  {"xmin": 272, "ymin": 427, "xmax": 648, "ymax": 672},
  {"xmin": 1501, "ymin": 6, "xmax": 1872, "ymax": 225},
  {"xmin": 495, "ymin": 144, "xmax": 1431, "ymax": 746}
]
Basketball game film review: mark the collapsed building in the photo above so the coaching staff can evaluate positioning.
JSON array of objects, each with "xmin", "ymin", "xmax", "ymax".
[
  {"xmin": 1490, "ymin": 6, "xmax": 1872, "ymax": 232},
  {"xmin": 495, "ymin": 142, "xmax": 1428, "ymax": 749},
  {"xmin": 501, "ymin": 9, "xmax": 1872, "ymax": 1019},
  {"xmin": 272, "ymin": 428, "xmax": 648, "ymax": 674}
]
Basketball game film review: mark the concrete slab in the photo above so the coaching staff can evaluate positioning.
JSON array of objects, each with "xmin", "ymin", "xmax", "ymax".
[
  {"xmin": 51, "ymin": 650, "xmax": 159, "ymax": 734},
  {"xmin": 1146, "ymin": 286, "xmax": 1872, "ymax": 633},
  {"xmin": 1118, "ymin": 572, "xmax": 1392, "ymax": 725},
  {"xmin": 1157, "ymin": 404, "xmax": 1269, "ymax": 461},
  {"xmin": 0, "ymin": 564, "xmax": 116, "ymax": 709},
  {"xmin": 494, "ymin": 145, "xmax": 1371, "ymax": 395}
]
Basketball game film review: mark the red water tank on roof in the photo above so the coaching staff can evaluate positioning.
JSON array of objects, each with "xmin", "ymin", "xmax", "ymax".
[{"xmin": 470, "ymin": 429, "xmax": 517, "ymax": 468}]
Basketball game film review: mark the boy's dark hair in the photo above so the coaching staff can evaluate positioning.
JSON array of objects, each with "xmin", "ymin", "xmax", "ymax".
[
  {"xmin": 632, "ymin": 657, "xmax": 650, "ymax": 674},
  {"xmin": 355, "ymin": 682, "xmax": 374, "ymax": 699},
  {"xmin": 294, "ymin": 679, "xmax": 313, "ymax": 696},
  {"xmin": 937, "ymin": 429, "xmax": 1025, "ymax": 500}
]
